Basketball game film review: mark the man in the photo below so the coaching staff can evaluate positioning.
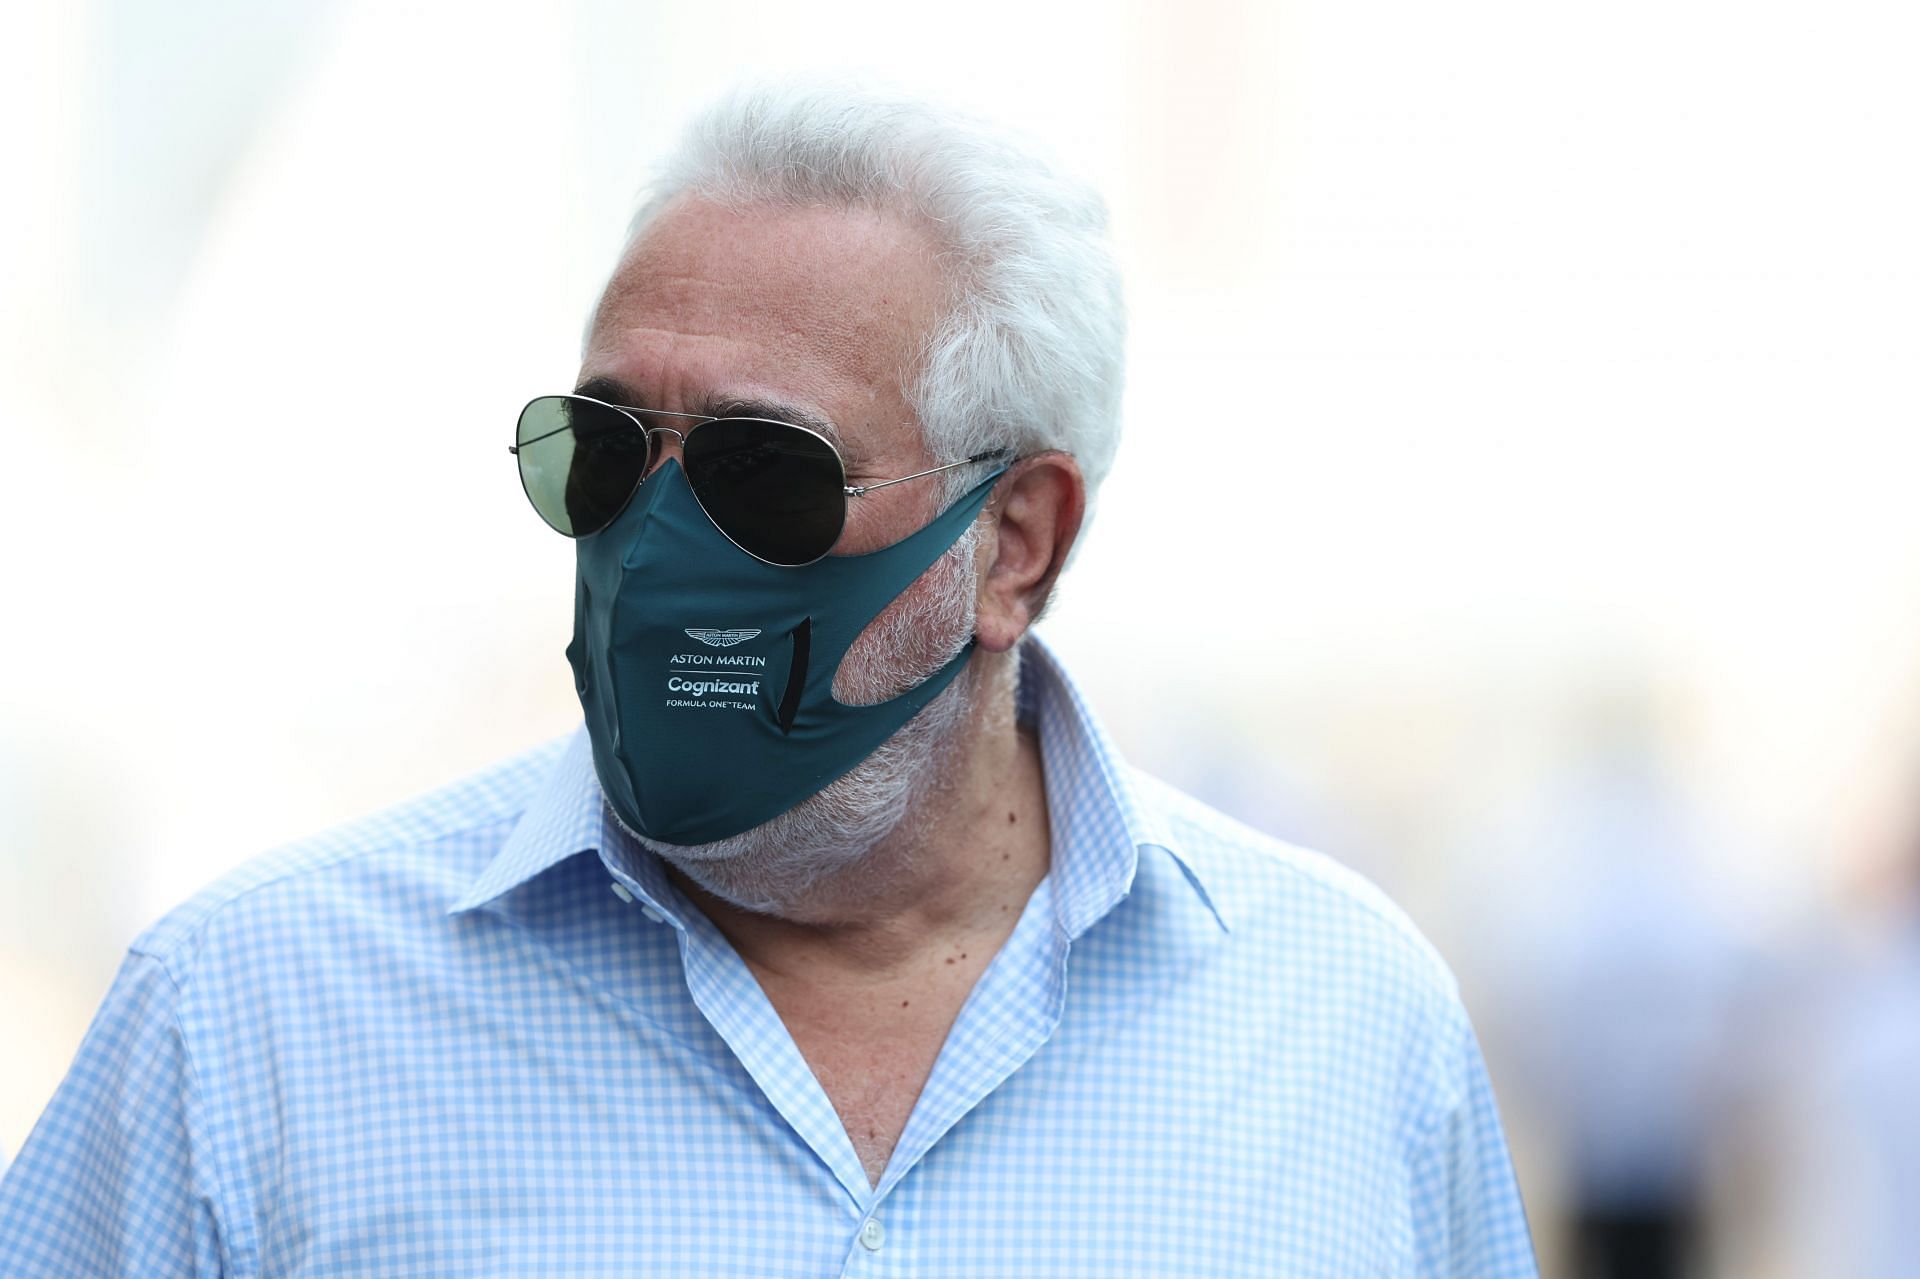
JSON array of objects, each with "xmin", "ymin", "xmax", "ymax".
[{"xmin": 0, "ymin": 81, "xmax": 1535, "ymax": 1276}]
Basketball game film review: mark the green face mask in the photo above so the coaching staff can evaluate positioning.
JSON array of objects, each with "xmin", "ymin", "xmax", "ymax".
[{"xmin": 567, "ymin": 458, "xmax": 1005, "ymax": 846}]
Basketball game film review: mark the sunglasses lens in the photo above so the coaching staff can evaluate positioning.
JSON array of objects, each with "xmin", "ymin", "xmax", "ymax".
[
  {"xmin": 682, "ymin": 418, "xmax": 845, "ymax": 565},
  {"xmin": 516, "ymin": 396, "xmax": 650, "ymax": 537}
]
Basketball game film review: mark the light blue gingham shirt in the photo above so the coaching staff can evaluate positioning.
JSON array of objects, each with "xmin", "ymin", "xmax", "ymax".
[{"xmin": 1, "ymin": 640, "xmax": 1534, "ymax": 1276}]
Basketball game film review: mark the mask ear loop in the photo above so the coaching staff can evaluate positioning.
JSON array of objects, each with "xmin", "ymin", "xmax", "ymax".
[{"xmin": 816, "ymin": 464, "xmax": 1012, "ymax": 711}]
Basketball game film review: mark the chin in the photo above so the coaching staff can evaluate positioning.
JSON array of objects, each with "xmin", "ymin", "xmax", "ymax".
[{"xmin": 636, "ymin": 655, "xmax": 981, "ymax": 914}]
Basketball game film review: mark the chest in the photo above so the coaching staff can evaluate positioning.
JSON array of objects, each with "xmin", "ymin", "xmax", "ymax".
[
  {"xmin": 247, "ymin": 971, "xmax": 1420, "ymax": 1278},
  {"xmin": 798, "ymin": 1033, "xmax": 941, "ymax": 1185},
  {"xmin": 231, "ymin": 859, "xmax": 1438, "ymax": 1277},
  {"xmin": 755, "ymin": 974, "xmax": 986, "ymax": 1186}
]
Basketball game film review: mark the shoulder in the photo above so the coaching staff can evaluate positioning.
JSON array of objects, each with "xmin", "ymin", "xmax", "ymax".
[
  {"xmin": 129, "ymin": 736, "xmax": 572, "ymax": 982},
  {"xmin": 1130, "ymin": 766, "xmax": 1463, "ymax": 1009},
  {"xmin": 1122, "ymin": 767, "xmax": 1501, "ymax": 1144}
]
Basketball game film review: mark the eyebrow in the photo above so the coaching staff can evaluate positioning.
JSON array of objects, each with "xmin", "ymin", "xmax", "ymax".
[{"xmin": 570, "ymin": 375, "xmax": 844, "ymax": 447}]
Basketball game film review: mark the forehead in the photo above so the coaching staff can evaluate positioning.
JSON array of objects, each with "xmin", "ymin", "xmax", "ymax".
[{"xmin": 581, "ymin": 196, "xmax": 946, "ymax": 443}]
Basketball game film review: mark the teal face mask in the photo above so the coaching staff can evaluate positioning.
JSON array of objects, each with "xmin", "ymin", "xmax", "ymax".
[{"xmin": 567, "ymin": 458, "xmax": 1005, "ymax": 846}]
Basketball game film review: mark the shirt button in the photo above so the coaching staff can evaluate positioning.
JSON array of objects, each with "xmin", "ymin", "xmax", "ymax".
[
  {"xmin": 858, "ymin": 1217, "xmax": 886, "ymax": 1251},
  {"xmin": 639, "ymin": 904, "xmax": 665, "ymax": 924},
  {"xmin": 609, "ymin": 882, "xmax": 634, "ymax": 904}
]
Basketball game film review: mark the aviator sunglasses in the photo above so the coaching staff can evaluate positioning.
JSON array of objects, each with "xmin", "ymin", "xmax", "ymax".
[{"xmin": 512, "ymin": 394, "xmax": 1011, "ymax": 566}]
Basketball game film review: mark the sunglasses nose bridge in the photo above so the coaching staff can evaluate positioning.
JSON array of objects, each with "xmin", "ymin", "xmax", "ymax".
[{"xmin": 640, "ymin": 424, "xmax": 687, "ymax": 479}]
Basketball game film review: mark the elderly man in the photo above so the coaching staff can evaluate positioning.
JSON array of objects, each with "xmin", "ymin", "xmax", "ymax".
[{"xmin": 1, "ymin": 83, "xmax": 1535, "ymax": 1276}]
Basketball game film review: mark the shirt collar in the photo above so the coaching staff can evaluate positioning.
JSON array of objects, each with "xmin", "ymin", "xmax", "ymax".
[
  {"xmin": 449, "ymin": 636, "xmax": 1228, "ymax": 936},
  {"xmin": 1019, "ymin": 637, "xmax": 1230, "ymax": 938},
  {"xmin": 447, "ymin": 730, "xmax": 603, "ymax": 914}
]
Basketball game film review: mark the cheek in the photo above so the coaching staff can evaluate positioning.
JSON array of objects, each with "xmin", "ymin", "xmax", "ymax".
[{"xmin": 830, "ymin": 537, "xmax": 980, "ymax": 705}]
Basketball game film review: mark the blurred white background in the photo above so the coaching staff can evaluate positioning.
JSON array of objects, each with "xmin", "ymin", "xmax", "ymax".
[{"xmin": 4, "ymin": 0, "xmax": 1918, "ymax": 1273}]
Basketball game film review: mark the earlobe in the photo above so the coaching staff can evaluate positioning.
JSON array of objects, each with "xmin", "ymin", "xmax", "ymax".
[{"xmin": 975, "ymin": 452, "xmax": 1085, "ymax": 654}]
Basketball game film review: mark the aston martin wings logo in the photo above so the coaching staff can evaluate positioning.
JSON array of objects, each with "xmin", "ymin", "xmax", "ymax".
[{"xmin": 684, "ymin": 628, "xmax": 762, "ymax": 648}]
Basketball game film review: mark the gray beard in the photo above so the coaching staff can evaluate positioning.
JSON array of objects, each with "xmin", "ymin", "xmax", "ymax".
[{"xmin": 614, "ymin": 521, "xmax": 983, "ymax": 916}]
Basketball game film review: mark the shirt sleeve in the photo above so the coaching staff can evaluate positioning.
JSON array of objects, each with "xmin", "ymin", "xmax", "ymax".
[
  {"xmin": 0, "ymin": 949, "xmax": 228, "ymax": 1277},
  {"xmin": 1407, "ymin": 1002, "xmax": 1539, "ymax": 1278}
]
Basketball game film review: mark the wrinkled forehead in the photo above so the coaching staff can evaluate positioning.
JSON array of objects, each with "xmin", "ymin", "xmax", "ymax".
[{"xmin": 582, "ymin": 196, "xmax": 947, "ymax": 457}]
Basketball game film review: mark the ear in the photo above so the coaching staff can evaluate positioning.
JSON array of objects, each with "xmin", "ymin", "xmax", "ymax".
[{"xmin": 975, "ymin": 451, "xmax": 1086, "ymax": 653}]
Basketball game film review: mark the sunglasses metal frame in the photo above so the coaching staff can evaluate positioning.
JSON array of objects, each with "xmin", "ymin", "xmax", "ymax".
[{"xmin": 510, "ymin": 394, "xmax": 1013, "ymax": 564}]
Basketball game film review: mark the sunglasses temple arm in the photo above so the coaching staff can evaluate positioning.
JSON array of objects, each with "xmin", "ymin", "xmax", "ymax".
[
  {"xmin": 509, "ymin": 424, "xmax": 570, "ymax": 454},
  {"xmin": 511, "ymin": 408, "xmax": 676, "ymax": 456},
  {"xmin": 844, "ymin": 449, "xmax": 1015, "ymax": 498}
]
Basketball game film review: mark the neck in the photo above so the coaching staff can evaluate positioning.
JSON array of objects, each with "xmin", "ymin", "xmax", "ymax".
[{"xmin": 665, "ymin": 655, "xmax": 1052, "ymax": 982}]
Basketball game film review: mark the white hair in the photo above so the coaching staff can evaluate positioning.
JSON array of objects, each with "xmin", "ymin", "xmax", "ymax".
[{"xmin": 619, "ymin": 77, "xmax": 1127, "ymax": 516}]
